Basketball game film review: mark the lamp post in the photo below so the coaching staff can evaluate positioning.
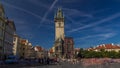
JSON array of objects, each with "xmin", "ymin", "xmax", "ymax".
[{"xmin": 2, "ymin": 19, "xmax": 8, "ymax": 62}]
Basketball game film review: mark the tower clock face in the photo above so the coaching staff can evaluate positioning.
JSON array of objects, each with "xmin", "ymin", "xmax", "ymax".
[
  {"xmin": 56, "ymin": 22, "xmax": 63, "ymax": 27},
  {"xmin": 58, "ymin": 22, "xmax": 61, "ymax": 27}
]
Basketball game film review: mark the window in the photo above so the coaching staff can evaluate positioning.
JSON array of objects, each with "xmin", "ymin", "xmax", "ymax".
[
  {"xmin": 0, "ymin": 11, "xmax": 2, "ymax": 17},
  {"xmin": 0, "ymin": 21, "xmax": 4, "ymax": 27},
  {"xmin": 13, "ymin": 37, "xmax": 16, "ymax": 41},
  {"xmin": 0, "ymin": 29, "xmax": 3, "ymax": 37},
  {"xmin": 0, "ymin": 21, "xmax": 2, "ymax": 27},
  {"xmin": 0, "ymin": 40, "xmax": 2, "ymax": 47}
]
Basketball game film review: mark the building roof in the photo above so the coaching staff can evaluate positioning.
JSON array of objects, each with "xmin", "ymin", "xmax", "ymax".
[
  {"xmin": 34, "ymin": 46, "xmax": 43, "ymax": 52},
  {"xmin": 95, "ymin": 44, "xmax": 120, "ymax": 49},
  {"xmin": 49, "ymin": 48, "xmax": 54, "ymax": 53},
  {"xmin": 21, "ymin": 39, "xmax": 27, "ymax": 44},
  {"xmin": 7, "ymin": 20, "xmax": 16, "ymax": 31},
  {"xmin": 74, "ymin": 48, "xmax": 80, "ymax": 51},
  {"xmin": 65, "ymin": 37, "xmax": 73, "ymax": 39},
  {"xmin": 54, "ymin": 8, "xmax": 64, "ymax": 19}
]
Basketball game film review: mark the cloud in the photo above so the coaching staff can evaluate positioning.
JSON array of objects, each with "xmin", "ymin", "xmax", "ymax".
[
  {"xmin": 64, "ymin": 8, "xmax": 111, "ymax": 26},
  {"xmin": 90, "ymin": 8, "xmax": 112, "ymax": 14},
  {"xmin": 2, "ymin": 1, "xmax": 49, "ymax": 21},
  {"xmin": 63, "ymin": 8, "xmax": 93, "ymax": 18},
  {"xmin": 76, "ymin": 32, "xmax": 116, "ymax": 41},
  {"xmin": 12, "ymin": 18, "xmax": 34, "ymax": 39},
  {"xmin": 65, "ymin": 15, "xmax": 86, "ymax": 25},
  {"xmin": 68, "ymin": 12, "xmax": 120, "ymax": 33},
  {"xmin": 91, "ymin": 26, "xmax": 114, "ymax": 33},
  {"xmin": 62, "ymin": 0, "xmax": 81, "ymax": 3},
  {"xmin": 20, "ymin": 33, "xmax": 34, "ymax": 39},
  {"xmin": 64, "ymin": 8, "xmax": 110, "ymax": 24},
  {"xmin": 38, "ymin": 0, "xmax": 58, "ymax": 27},
  {"xmin": 63, "ymin": 8, "xmax": 93, "ymax": 30},
  {"xmin": 28, "ymin": 0, "xmax": 48, "ymax": 9}
]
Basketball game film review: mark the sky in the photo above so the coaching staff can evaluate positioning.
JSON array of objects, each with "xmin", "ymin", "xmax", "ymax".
[{"xmin": 1, "ymin": 0, "xmax": 120, "ymax": 49}]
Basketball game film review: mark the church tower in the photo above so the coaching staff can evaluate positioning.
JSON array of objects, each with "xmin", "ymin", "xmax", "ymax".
[
  {"xmin": 51, "ymin": 8, "xmax": 74, "ymax": 59},
  {"xmin": 53, "ymin": 8, "xmax": 65, "ymax": 58},
  {"xmin": 54, "ymin": 8, "xmax": 64, "ymax": 41}
]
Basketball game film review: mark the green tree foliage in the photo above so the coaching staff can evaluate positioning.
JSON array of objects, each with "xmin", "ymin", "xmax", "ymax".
[{"xmin": 77, "ymin": 49, "xmax": 120, "ymax": 58}]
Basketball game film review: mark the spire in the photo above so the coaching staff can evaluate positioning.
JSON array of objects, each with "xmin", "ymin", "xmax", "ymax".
[
  {"xmin": 0, "ymin": 3, "xmax": 5, "ymax": 17},
  {"xmin": 54, "ymin": 8, "xmax": 64, "ymax": 19}
]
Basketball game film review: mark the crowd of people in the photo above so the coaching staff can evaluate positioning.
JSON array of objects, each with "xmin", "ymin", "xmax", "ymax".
[{"xmin": 80, "ymin": 58, "xmax": 120, "ymax": 66}]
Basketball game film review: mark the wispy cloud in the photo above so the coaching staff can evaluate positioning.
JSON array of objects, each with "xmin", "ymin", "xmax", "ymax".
[
  {"xmin": 62, "ymin": 0, "xmax": 81, "ymax": 3},
  {"xmin": 13, "ymin": 19, "xmax": 30, "ymax": 32},
  {"xmin": 90, "ymin": 8, "xmax": 112, "ymax": 14},
  {"xmin": 91, "ymin": 26, "xmax": 114, "ymax": 33},
  {"xmin": 64, "ymin": 8, "xmax": 111, "ymax": 27},
  {"xmin": 68, "ymin": 12, "xmax": 120, "ymax": 33},
  {"xmin": 65, "ymin": 15, "xmax": 85, "ymax": 25},
  {"xmin": 63, "ymin": 8, "xmax": 93, "ymax": 18},
  {"xmin": 38, "ymin": 0, "xmax": 58, "ymax": 27},
  {"xmin": 63, "ymin": 8, "xmax": 93, "ymax": 30},
  {"xmin": 76, "ymin": 32, "xmax": 116, "ymax": 41},
  {"xmin": 2, "ymin": 1, "xmax": 47, "ymax": 21},
  {"xmin": 28, "ymin": 0, "xmax": 48, "ymax": 9}
]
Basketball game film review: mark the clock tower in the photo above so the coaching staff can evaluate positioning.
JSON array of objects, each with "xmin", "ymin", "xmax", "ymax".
[
  {"xmin": 51, "ymin": 8, "xmax": 74, "ymax": 59},
  {"xmin": 54, "ymin": 8, "xmax": 64, "ymax": 41}
]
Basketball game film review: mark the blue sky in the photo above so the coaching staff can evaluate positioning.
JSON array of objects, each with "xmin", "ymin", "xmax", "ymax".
[{"xmin": 1, "ymin": 0, "xmax": 120, "ymax": 49}]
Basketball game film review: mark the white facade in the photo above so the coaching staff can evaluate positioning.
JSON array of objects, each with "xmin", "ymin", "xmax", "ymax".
[
  {"xmin": 34, "ymin": 46, "xmax": 48, "ymax": 59},
  {"xmin": 13, "ymin": 34, "xmax": 21, "ymax": 57},
  {"xmin": 24, "ymin": 42, "xmax": 36, "ymax": 59}
]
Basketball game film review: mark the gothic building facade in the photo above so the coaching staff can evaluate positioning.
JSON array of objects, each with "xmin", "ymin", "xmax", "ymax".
[
  {"xmin": 64, "ymin": 37, "xmax": 74, "ymax": 58},
  {"xmin": 53, "ymin": 8, "xmax": 74, "ymax": 59}
]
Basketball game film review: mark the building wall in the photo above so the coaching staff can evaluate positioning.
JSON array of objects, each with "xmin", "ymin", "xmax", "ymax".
[
  {"xmin": 0, "ymin": 4, "xmax": 5, "ymax": 59},
  {"xmin": 4, "ymin": 20, "xmax": 16, "ymax": 56},
  {"xmin": 0, "ymin": 4, "xmax": 16, "ymax": 59},
  {"xmin": 94, "ymin": 49, "xmax": 120, "ymax": 52},
  {"xmin": 107, "ymin": 49, "xmax": 120, "ymax": 52},
  {"xmin": 0, "ymin": 4, "xmax": 16, "ymax": 58},
  {"xmin": 25, "ymin": 43, "xmax": 36, "ymax": 59},
  {"xmin": 54, "ymin": 8, "xmax": 64, "ymax": 41},
  {"xmin": 64, "ymin": 37, "xmax": 74, "ymax": 59},
  {"xmin": 0, "ymin": 19, "xmax": 4, "ymax": 59},
  {"xmin": 19, "ymin": 39, "xmax": 28, "ymax": 59},
  {"xmin": 13, "ymin": 34, "xmax": 21, "ymax": 58},
  {"xmin": 55, "ymin": 21, "xmax": 64, "ymax": 40},
  {"xmin": 20, "ymin": 43, "xmax": 26, "ymax": 59},
  {"xmin": 34, "ymin": 46, "xmax": 48, "ymax": 59},
  {"xmin": 20, "ymin": 40, "xmax": 36, "ymax": 59}
]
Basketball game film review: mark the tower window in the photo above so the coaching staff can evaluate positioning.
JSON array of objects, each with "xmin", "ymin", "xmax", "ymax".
[{"xmin": 58, "ymin": 22, "xmax": 61, "ymax": 27}]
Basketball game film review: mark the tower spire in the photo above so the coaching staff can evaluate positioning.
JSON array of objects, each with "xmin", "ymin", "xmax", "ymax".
[
  {"xmin": 54, "ymin": 8, "xmax": 64, "ymax": 19},
  {"xmin": 0, "ymin": 3, "xmax": 5, "ymax": 17}
]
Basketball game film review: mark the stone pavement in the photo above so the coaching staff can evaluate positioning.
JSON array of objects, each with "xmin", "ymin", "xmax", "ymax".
[{"xmin": 1, "ymin": 62, "xmax": 120, "ymax": 68}]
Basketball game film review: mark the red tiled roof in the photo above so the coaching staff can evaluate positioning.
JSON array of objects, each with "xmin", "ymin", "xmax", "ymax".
[
  {"xmin": 21, "ymin": 40, "xmax": 26, "ymax": 44},
  {"xmin": 95, "ymin": 44, "xmax": 120, "ymax": 49},
  {"xmin": 34, "ymin": 46, "xmax": 43, "ymax": 51},
  {"xmin": 74, "ymin": 48, "xmax": 80, "ymax": 51},
  {"xmin": 49, "ymin": 49, "xmax": 53, "ymax": 53}
]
